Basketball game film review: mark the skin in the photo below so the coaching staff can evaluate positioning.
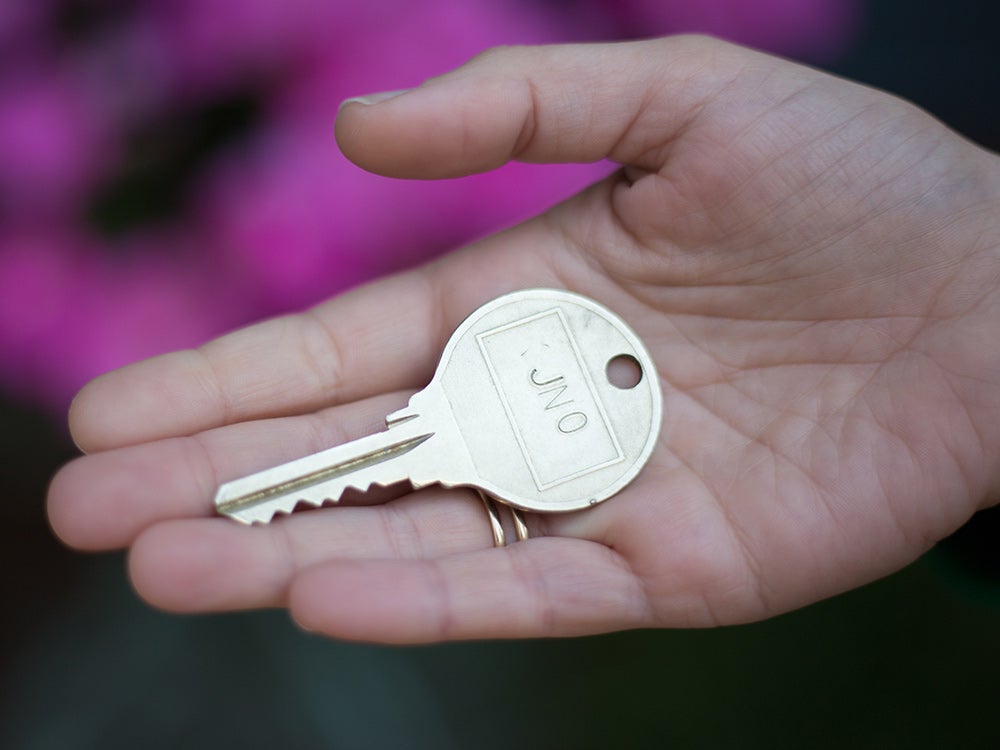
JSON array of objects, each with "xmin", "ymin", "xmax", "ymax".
[{"xmin": 47, "ymin": 37, "xmax": 1000, "ymax": 643}]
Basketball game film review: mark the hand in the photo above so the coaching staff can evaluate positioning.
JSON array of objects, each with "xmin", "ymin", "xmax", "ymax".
[{"xmin": 48, "ymin": 37, "xmax": 1000, "ymax": 643}]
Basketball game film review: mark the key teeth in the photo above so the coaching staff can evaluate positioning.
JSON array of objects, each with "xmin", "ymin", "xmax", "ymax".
[
  {"xmin": 227, "ymin": 478, "xmax": 414, "ymax": 525},
  {"xmin": 215, "ymin": 431, "xmax": 435, "ymax": 524}
]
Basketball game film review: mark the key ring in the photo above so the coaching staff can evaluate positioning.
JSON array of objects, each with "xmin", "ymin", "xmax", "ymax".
[{"xmin": 479, "ymin": 491, "xmax": 529, "ymax": 547}]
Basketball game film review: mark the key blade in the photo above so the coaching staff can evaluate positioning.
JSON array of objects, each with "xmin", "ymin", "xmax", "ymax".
[{"xmin": 215, "ymin": 429, "xmax": 434, "ymax": 524}]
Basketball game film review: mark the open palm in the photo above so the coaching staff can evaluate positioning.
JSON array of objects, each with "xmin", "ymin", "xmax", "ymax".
[{"xmin": 49, "ymin": 37, "xmax": 1000, "ymax": 642}]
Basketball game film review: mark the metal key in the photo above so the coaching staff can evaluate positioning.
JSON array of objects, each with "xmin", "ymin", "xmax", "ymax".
[{"xmin": 214, "ymin": 289, "xmax": 662, "ymax": 524}]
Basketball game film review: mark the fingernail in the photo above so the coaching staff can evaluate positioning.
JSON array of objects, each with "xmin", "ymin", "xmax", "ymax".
[{"xmin": 339, "ymin": 89, "xmax": 412, "ymax": 109}]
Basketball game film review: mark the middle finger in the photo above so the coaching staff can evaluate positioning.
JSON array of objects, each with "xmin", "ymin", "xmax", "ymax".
[{"xmin": 48, "ymin": 390, "xmax": 413, "ymax": 550}]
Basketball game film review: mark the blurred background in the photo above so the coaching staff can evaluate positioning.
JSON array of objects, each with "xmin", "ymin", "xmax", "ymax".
[{"xmin": 1, "ymin": 0, "xmax": 998, "ymax": 747}]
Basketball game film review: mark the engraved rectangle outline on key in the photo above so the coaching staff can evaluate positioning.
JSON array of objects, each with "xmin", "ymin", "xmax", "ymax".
[{"xmin": 476, "ymin": 308, "xmax": 624, "ymax": 490}]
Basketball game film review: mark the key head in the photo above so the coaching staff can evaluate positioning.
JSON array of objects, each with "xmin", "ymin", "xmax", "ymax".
[{"xmin": 429, "ymin": 289, "xmax": 661, "ymax": 512}]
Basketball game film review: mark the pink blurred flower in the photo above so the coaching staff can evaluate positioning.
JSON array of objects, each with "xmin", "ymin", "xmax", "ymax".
[
  {"xmin": 0, "ymin": 68, "xmax": 113, "ymax": 214},
  {"xmin": 0, "ymin": 230, "xmax": 238, "ymax": 408},
  {"xmin": 0, "ymin": 3, "xmax": 47, "ymax": 54}
]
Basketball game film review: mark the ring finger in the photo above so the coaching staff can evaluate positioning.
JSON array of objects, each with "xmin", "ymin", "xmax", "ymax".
[{"xmin": 127, "ymin": 485, "xmax": 526, "ymax": 611}]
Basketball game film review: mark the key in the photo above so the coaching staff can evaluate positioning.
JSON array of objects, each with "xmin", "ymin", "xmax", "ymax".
[{"xmin": 214, "ymin": 289, "xmax": 662, "ymax": 524}]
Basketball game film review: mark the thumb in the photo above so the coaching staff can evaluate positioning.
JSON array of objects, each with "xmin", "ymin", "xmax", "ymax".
[{"xmin": 334, "ymin": 36, "xmax": 761, "ymax": 179}]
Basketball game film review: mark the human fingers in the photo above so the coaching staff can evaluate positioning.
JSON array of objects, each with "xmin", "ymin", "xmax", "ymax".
[
  {"xmin": 287, "ymin": 539, "xmax": 652, "ymax": 643},
  {"xmin": 335, "ymin": 36, "xmax": 786, "ymax": 178},
  {"xmin": 49, "ymin": 390, "xmax": 413, "ymax": 550},
  {"xmin": 126, "ymin": 488, "xmax": 507, "ymax": 612},
  {"xmin": 69, "ymin": 223, "xmax": 561, "ymax": 453}
]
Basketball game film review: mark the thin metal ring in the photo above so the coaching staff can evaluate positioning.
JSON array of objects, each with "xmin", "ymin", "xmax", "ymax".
[
  {"xmin": 511, "ymin": 506, "xmax": 529, "ymax": 542},
  {"xmin": 478, "ymin": 491, "xmax": 530, "ymax": 547},
  {"xmin": 480, "ymin": 492, "xmax": 506, "ymax": 548}
]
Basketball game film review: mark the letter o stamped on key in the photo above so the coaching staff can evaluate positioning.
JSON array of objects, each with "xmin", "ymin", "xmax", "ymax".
[{"xmin": 557, "ymin": 412, "xmax": 588, "ymax": 434}]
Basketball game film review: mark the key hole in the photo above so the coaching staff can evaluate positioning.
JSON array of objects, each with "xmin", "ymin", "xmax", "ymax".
[{"xmin": 606, "ymin": 354, "xmax": 642, "ymax": 389}]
